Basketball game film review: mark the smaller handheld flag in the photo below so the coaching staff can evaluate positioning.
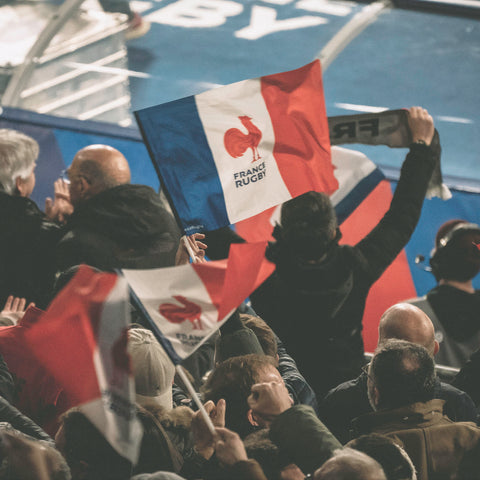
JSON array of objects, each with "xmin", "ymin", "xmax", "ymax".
[
  {"xmin": 23, "ymin": 265, "xmax": 142, "ymax": 464},
  {"xmin": 122, "ymin": 242, "xmax": 275, "ymax": 363}
]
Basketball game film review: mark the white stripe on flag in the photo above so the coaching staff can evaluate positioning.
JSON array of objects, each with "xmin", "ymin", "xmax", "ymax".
[
  {"xmin": 330, "ymin": 146, "xmax": 378, "ymax": 207},
  {"xmin": 90, "ymin": 276, "xmax": 142, "ymax": 465},
  {"xmin": 195, "ymin": 78, "xmax": 291, "ymax": 225}
]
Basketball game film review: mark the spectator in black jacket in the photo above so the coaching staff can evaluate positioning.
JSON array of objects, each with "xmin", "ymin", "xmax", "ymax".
[
  {"xmin": 53, "ymin": 144, "xmax": 181, "ymax": 273},
  {"xmin": 321, "ymin": 303, "xmax": 478, "ymax": 444},
  {"xmin": 0, "ymin": 129, "xmax": 62, "ymax": 309}
]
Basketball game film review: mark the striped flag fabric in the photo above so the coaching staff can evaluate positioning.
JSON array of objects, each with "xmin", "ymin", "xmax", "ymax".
[
  {"xmin": 235, "ymin": 146, "xmax": 385, "ymax": 242},
  {"xmin": 135, "ymin": 60, "xmax": 336, "ymax": 234},
  {"xmin": 122, "ymin": 242, "xmax": 275, "ymax": 363},
  {"xmin": 22, "ymin": 265, "xmax": 142, "ymax": 464}
]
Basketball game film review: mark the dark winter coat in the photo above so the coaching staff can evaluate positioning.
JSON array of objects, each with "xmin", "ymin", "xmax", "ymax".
[
  {"xmin": 0, "ymin": 192, "xmax": 62, "ymax": 308},
  {"xmin": 321, "ymin": 370, "xmax": 478, "ymax": 444},
  {"xmin": 352, "ymin": 399, "xmax": 480, "ymax": 480},
  {"xmin": 56, "ymin": 184, "xmax": 181, "ymax": 273},
  {"xmin": 250, "ymin": 143, "xmax": 437, "ymax": 398}
]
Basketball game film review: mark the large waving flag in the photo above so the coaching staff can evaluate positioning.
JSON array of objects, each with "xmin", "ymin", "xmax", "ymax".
[
  {"xmin": 135, "ymin": 60, "xmax": 336, "ymax": 234},
  {"xmin": 22, "ymin": 266, "xmax": 142, "ymax": 464},
  {"xmin": 122, "ymin": 242, "xmax": 275, "ymax": 363}
]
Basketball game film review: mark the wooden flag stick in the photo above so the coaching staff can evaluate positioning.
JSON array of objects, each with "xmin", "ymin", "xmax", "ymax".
[
  {"xmin": 182, "ymin": 235, "xmax": 197, "ymax": 262},
  {"xmin": 175, "ymin": 364, "xmax": 216, "ymax": 436}
]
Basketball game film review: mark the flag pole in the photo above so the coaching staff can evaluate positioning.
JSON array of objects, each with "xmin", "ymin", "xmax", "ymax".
[
  {"xmin": 182, "ymin": 235, "xmax": 197, "ymax": 262},
  {"xmin": 175, "ymin": 364, "xmax": 216, "ymax": 436}
]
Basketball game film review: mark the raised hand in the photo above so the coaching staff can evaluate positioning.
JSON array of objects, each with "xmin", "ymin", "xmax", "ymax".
[
  {"xmin": 1, "ymin": 295, "xmax": 34, "ymax": 325},
  {"xmin": 408, "ymin": 106, "xmax": 434, "ymax": 146},
  {"xmin": 214, "ymin": 427, "xmax": 248, "ymax": 466},
  {"xmin": 175, "ymin": 233, "xmax": 207, "ymax": 265},
  {"xmin": 45, "ymin": 178, "xmax": 73, "ymax": 223},
  {"xmin": 247, "ymin": 381, "xmax": 293, "ymax": 427},
  {"xmin": 191, "ymin": 398, "xmax": 226, "ymax": 459}
]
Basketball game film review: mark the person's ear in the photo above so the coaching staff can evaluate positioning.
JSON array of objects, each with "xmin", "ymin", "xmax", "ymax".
[
  {"xmin": 433, "ymin": 340, "xmax": 440, "ymax": 356},
  {"xmin": 247, "ymin": 409, "xmax": 260, "ymax": 427},
  {"xmin": 15, "ymin": 176, "xmax": 28, "ymax": 197},
  {"xmin": 77, "ymin": 176, "xmax": 93, "ymax": 200},
  {"xmin": 79, "ymin": 176, "xmax": 89, "ymax": 193}
]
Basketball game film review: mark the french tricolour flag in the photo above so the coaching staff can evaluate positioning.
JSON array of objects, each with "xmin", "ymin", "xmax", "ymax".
[
  {"xmin": 123, "ymin": 242, "xmax": 275, "ymax": 363},
  {"xmin": 135, "ymin": 60, "xmax": 336, "ymax": 234}
]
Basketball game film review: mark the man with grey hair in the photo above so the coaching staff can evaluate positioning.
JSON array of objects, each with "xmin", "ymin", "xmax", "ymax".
[
  {"xmin": 0, "ymin": 129, "xmax": 62, "ymax": 309},
  {"xmin": 320, "ymin": 303, "xmax": 477, "ymax": 443},
  {"xmin": 353, "ymin": 339, "xmax": 480, "ymax": 480}
]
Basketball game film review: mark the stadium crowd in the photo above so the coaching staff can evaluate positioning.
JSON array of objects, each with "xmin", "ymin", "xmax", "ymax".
[{"xmin": 0, "ymin": 106, "xmax": 480, "ymax": 480}]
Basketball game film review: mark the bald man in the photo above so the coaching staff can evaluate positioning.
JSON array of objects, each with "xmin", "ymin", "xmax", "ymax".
[
  {"xmin": 66, "ymin": 145, "xmax": 131, "ymax": 206},
  {"xmin": 378, "ymin": 303, "xmax": 439, "ymax": 357},
  {"xmin": 319, "ymin": 303, "xmax": 477, "ymax": 444},
  {"xmin": 55, "ymin": 144, "xmax": 181, "ymax": 274}
]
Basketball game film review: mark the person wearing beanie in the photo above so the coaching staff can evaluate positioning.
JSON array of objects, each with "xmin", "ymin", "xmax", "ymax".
[{"xmin": 406, "ymin": 220, "xmax": 480, "ymax": 368}]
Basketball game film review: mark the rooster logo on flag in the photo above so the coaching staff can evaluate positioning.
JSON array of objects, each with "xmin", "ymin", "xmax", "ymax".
[
  {"xmin": 159, "ymin": 295, "xmax": 203, "ymax": 330},
  {"xmin": 224, "ymin": 115, "xmax": 262, "ymax": 162}
]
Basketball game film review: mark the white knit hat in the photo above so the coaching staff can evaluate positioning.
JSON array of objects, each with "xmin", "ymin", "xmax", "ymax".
[{"xmin": 128, "ymin": 328, "xmax": 175, "ymax": 409}]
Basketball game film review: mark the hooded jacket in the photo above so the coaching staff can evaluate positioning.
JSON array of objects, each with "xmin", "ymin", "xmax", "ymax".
[
  {"xmin": 250, "ymin": 143, "xmax": 438, "ymax": 398},
  {"xmin": 56, "ymin": 184, "xmax": 181, "ymax": 273}
]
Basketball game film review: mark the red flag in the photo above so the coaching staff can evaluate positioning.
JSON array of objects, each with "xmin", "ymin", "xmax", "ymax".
[
  {"xmin": 22, "ymin": 265, "xmax": 142, "ymax": 463},
  {"xmin": 0, "ymin": 306, "xmax": 67, "ymax": 435}
]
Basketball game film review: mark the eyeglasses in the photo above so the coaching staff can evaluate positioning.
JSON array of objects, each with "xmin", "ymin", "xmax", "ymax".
[
  {"xmin": 60, "ymin": 168, "xmax": 90, "ymax": 185},
  {"xmin": 60, "ymin": 169, "xmax": 71, "ymax": 185}
]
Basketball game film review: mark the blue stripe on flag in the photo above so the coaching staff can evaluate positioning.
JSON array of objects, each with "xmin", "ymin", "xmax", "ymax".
[
  {"xmin": 335, "ymin": 168, "xmax": 385, "ymax": 225},
  {"xmin": 135, "ymin": 96, "xmax": 229, "ymax": 233}
]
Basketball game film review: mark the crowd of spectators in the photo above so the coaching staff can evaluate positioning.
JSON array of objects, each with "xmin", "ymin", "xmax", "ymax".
[{"xmin": 0, "ymin": 106, "xmax": 480, "ymax": 480}]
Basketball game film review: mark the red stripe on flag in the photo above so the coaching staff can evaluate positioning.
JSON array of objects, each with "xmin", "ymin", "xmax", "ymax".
[
  {"xmin": 193, "ymin": 243, "xmax": 275, "ymax": 321},
  {"xmin": 340, "ymin": 180, "xmax": 417, "ymax": 352},
  {"xmin": 23, "ymin": 266, "xmax": 119, "ymax": 405},
  {"xmin": 192, "ymin": 259, "xmax": 227, "ymax": 314},
  {"xmin": 261, "ymin": 60, "xmax": 336, "ymax": 198},
  {"xmin": 235, "ymin": 206, "xmax": 277, "ymax": 243},
  {"xmin": 218, "ymin": 242, "xmax": 274, "ymax": 320}
]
